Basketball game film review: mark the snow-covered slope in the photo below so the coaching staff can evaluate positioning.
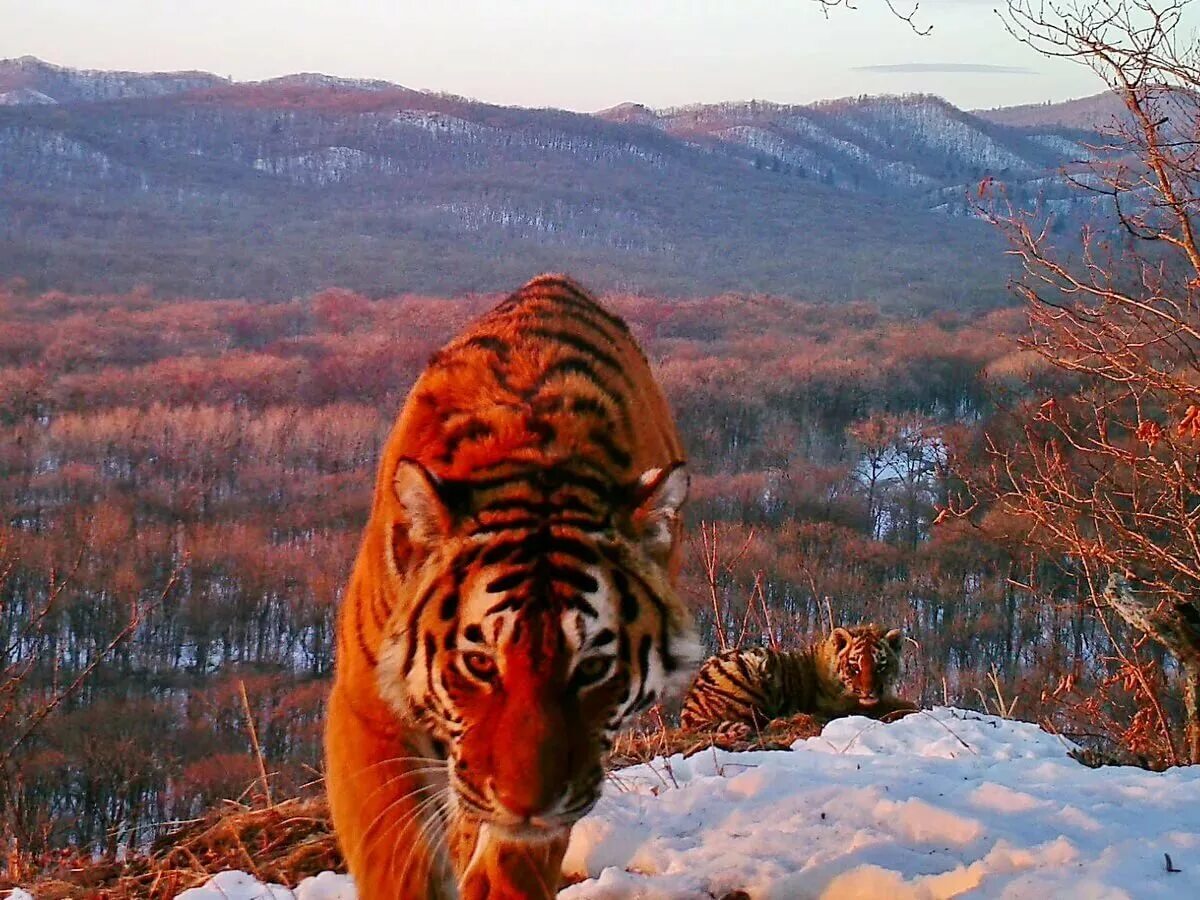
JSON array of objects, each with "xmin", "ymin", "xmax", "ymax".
[
  {"xmin": 562, "ymin": 709, "xmax": 1200, "ymax": 898},
  {"xmin": 27, "ymin": 709, "xmax": 1196, "ymax": 900},
  {"xmin": 0, "ymin": 56, "xmax": 228, "ymax": 103}
]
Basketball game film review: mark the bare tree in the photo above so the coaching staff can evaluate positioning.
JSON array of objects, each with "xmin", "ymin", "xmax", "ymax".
[
  {"xmin": 811, "ymin": 0, "xmax": 932, "ymax": 35},
  {"xmin": 0, "ymin": 531, "xmax": 178, "ymax": 873},
  {"xmin": 967, "ymin": 0, "xmax": 1200, "ymax": 762}
]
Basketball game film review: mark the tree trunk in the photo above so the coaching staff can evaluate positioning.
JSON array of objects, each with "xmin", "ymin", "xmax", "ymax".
[
  {"xmin": 1184, "ymin": 661, "xmax": 1200, "ymax": 765},
  {"xmin": 1103, "ymin": 574, "xmax": 1200, "ymax": 765}
]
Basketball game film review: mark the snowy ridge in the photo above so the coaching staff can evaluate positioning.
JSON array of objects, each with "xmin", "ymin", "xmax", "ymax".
[
  {"xmin": 257, "ymin": 73, "xmax": 400, "ymax": 92},
  {"xmin": 835, "ymin": 97, "xmax": 1032, "ymax": 173},
  {"xmin": 629, "ymin": 94, "xmax": 1080, "ymax": 213},
  {"xmin": 0, "ymin": 56, "xmax": 228, "ymax": 103},
  {"xmin": 52, "ymin": 708, "xmax": 1193, "ymax": 900},
  {"xmin": 0, "ymin": 88, "xmax": 56, "ymax": 106},
  {"xmin": 0, "ymin": 126, "xmax": 120, "ymax": 182},
  {"xmin": 392, "ymin": 110, "xmax": 493, "ymax": 138}
]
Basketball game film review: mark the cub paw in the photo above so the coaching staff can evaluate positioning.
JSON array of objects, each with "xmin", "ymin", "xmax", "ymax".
[{"xmin": 714, "ymin": 721, "xmax": 753, "ymax": 742}]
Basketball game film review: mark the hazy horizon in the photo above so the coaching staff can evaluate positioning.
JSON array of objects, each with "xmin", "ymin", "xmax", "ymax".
[{"xmin": 2, "ymin": 1, "xmax": 1112, "ymax": 112}]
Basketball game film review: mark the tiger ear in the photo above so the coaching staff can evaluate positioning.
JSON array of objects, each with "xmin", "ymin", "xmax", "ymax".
[
  {"xmin": 831, "ymin": 627, "xmax": 852, "ymax": 654},
  {"xmin": 630, "ymin": 462, "xmax": 689, "ymax": 562},
  {"xmin": 885, "ymin": 628, "xmax": 904, "ymax": 653},
  {"xmin": 392, "ymin": 460, "xmax": 451, "ymax": 561}
]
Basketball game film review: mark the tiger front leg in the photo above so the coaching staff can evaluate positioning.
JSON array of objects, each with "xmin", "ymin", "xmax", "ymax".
[{"xmin": 454, "ymin": 818, "xmax": 570, "ymax": 900}]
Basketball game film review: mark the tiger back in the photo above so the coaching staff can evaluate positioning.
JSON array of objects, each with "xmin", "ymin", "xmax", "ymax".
[
  {"xmin": 679, "ymin": 625, "xmax": 914, "ymax": 737},
  {"xmin": 324, "ymin": 274, "xmax": 699, "ymax": 899}
]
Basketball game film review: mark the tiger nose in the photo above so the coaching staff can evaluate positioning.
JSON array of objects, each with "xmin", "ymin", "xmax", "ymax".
[{"xmin": 491, "ymin": 779, "xmax": 559, "ymax": 821}]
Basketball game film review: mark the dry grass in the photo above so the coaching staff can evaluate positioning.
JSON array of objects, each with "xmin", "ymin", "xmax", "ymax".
[
  {"xmin": 4, "ymin": 798, "xmax": 340, "ymax": 900},
  {"xmin": 5, "ymin": 717, "xmax": 824, "ymax": 898},
  {"xmin": 607, "ymin": 712, "xmax": 823, "ymax": 768}
]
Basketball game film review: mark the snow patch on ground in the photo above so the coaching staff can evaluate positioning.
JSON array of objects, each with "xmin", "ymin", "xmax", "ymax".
[
  {"xmin": 14, "ymin": 707, "xmax": 1193, "ymax": 900},
  {"xmin": 561, "ymin": 708, "xmax": 1200, "ymax": 899},
  {"xmin": 172, "ymin": 870, "xmax": 354, "ymax": 900}
]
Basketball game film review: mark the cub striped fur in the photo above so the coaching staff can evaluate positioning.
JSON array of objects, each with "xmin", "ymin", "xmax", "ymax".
[{"xmin": 680, "ymin": 625, "xmax": 916, "ymax": 737}]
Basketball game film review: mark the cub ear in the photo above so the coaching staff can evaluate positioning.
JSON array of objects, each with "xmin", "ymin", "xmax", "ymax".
[
  {"xmin": 391, "ymin": 460, "xmax": 452, "ymax": 568},
  {"xmin": 630, "ymin": 462, "xmax": 689, "ymax": 562},
  {"xmin": 885, "ymin": 628, "xmax": 904, "ymax": 653},
  {"xmin": 831, "ymin": 627, "xmax": 852, "ymax": 654}
]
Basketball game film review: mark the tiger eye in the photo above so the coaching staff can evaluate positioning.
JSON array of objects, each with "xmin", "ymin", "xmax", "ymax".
[
  {"xmin": 462, "ymin": 650, "xmax": 498, "ymax": 681},
  {"xmin": 573, "ymin": 656, "xmax": 613, "ymax": 687}
]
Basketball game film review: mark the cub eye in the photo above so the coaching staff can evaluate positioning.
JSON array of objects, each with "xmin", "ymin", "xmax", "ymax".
[
  {"xmin": 573, "ymin": 656, "xmax": 613, "ymax": 688},
  {"xmin": 461, "ymin": 651, "xmax": 498, "ymax": 682},
  {"xmin": 846, "ymin": 663, "xmax": 860, "ymax": 676}
]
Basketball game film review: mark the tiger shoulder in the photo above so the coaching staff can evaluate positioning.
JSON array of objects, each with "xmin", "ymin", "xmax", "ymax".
[{"xmin": 679, "ymin": 624, "xmax": 918, "ymax": 735}]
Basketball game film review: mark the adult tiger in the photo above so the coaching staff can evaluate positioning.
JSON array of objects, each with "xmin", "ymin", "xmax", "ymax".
[{"xmin": 324, "ymin": 274, "xmax": 698, "ymax": 899}]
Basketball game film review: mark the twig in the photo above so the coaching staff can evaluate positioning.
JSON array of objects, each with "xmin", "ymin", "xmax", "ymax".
[{"xmin": 239, "ymin": 680, "xmax": 273, "ymax": 809}]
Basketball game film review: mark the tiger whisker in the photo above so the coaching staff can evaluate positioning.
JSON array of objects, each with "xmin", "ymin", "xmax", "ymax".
[
  {"xmin": 444, "ymin": 805, "xmax": 468, "ymax": 894},
  {"xmin": 348, "ymin": 763, "xmax": 451, "ymax": 782},
  {"xmin": 391, "ymin": 788, "xmax": 451, "ymax": 893},
  {"xmin": 413, "ymin": 789, "xmax": 455, "ymax": 895},
  {"xmin": 410, "ymin": 789, "xmax": 452, "ymax": 898},
  {"xmin": 355, "ymin": 770, "xmax": 445, "ymax": 821},
  {"xmin": 380, "ymin": 787, "xmax": 448, "ymax": 891},
  {"xmin": 359, "ymin": 780, "xmax": 442, "ymax": 850}
]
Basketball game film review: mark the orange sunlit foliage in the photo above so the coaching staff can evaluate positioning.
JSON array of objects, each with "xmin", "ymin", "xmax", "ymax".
[{"xmin": 0, "ymin": 278, "xmax": 1136, "ymax": 857}]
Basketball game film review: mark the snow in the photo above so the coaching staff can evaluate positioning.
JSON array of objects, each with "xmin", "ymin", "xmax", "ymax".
[
  {"xmin": 171, "ymin": 870, "xmax": 355, "ymax": 900},
  {"xmin": 561, "ymin": 709, "xmax": 1200, "ymax": 898},
  {"xmin": 0, "ymin": 89, "xmax": 57, "ymax": 106},
  {"xmin": 12, "ymin": 708, "xmax": 1195, "ymax": 900}
]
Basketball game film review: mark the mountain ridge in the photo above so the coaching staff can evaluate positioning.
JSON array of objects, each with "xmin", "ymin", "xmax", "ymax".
[
  {"xmin": 973, "ymin": 91, "xmax": 1124, "ymax": 129},
  {"xmin": 0, "ymin": 57, "xmax": 1112, "ymax": 306},
  {"xmin": 1, "ymin": 55, "xmax": 1116, "ymax": 123}
]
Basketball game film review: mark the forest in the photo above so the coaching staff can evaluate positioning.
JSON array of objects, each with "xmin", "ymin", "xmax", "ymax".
[
  {"xmin": 0, "ymin": 277, "xmax": 1177, "ymax": 861},
  {"xmin": 5, "ymin": 1, "xmax": 1200, "ymax": 889}
]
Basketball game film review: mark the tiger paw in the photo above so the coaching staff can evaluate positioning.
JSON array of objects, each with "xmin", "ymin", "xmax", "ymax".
[{"xmin": 714, "ymin": 721, "xmax": 753, "ymax": 742}]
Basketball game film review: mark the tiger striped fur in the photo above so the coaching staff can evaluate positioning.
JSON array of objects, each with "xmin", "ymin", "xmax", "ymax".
[
  {"xmin": 324, "ymin": 274, "xmax": 699, "ymax": 899},
  {"xmin": 679, "ymin": 625, "xmax": 915, "ymax": 738}
]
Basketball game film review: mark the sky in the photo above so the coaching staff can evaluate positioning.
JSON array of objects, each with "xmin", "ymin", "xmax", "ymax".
[{"xmin": 2, "ymin": 0, "xmax": 1113, "ymax": 111}]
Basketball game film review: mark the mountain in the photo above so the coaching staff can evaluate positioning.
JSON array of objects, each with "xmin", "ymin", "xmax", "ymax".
[
  {"xmin": 974, "ymin": 91, "xmax": 1125, "ymax": 129},
  {"xmin": 0, "ymin": 55, "xmax": 229, "ymax": 104},
  {"xmin": 0, "ymin": 58, "xmax": 1106, "ymax": 307},
  {"xmin": 609, "ymin": 94, "xmax": 1098, "ymax": 217}
]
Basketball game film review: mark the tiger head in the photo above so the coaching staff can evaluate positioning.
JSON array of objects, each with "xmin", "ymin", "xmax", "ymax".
[
  {"xmin": 375, "ymin": 458, "xmax": 699, "ymax": 839},
  {"xmin": 824, "ymin": 625, "xmax": 905, "ymax": 707}
]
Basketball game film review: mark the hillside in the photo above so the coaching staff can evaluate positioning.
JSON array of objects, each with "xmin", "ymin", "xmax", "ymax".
[
  {"xmin": 600, "ymin": 93, "xmax": 1093, "ymax": 216},
  {"xmin": 974, "ymin": 90, "xmax": 1126, "ymax": 129},
  {"xmin": 0, "ymin": 56, "xmax": 229, "ymax": 104},
  {"xmin": 0, "ymin": 57, "xmax": 1108, "ymax": 308}
]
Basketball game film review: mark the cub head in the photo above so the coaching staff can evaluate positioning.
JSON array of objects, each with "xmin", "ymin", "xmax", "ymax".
[
  {"xmin": 376, "ymin": 459, "xmax": 698, "ymax": 838},
  {"xmin": 825, "ymin": 624, "xmax": 904, "ymax": 707}
]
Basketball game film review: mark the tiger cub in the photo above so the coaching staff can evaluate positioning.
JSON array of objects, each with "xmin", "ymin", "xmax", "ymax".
[
  {"xmin": 324, "ymin": 274, "xmax": 698, "ymax": 900},
  {"xmin": 679, "ymin": 625, "xmax": 916, "ymax": 738}
]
